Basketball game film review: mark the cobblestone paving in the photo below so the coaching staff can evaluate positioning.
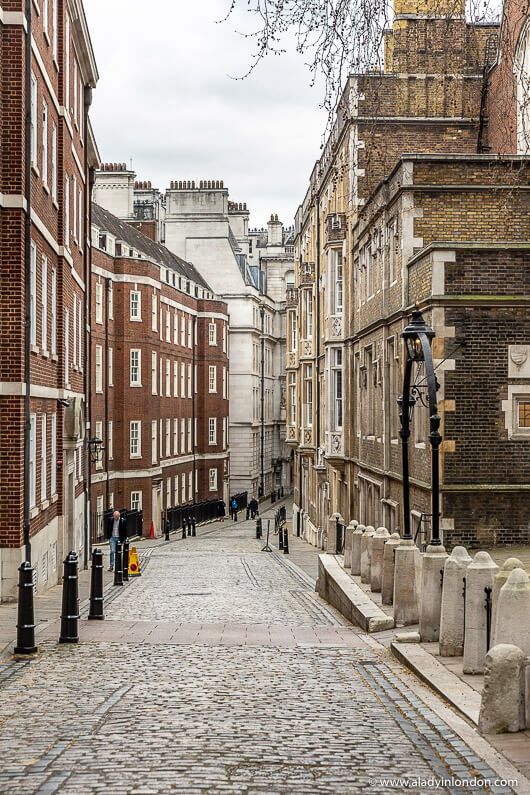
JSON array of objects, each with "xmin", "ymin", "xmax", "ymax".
[{"xmin": 0, "ymin": 523, "xmax": 517, "ymax": 794}]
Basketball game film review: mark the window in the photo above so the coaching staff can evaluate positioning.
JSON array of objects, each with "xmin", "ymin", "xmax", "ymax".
[
  {"xmin": 517, "ymin": 400, "xmax": 530, "ymax": 430},
  {"xmin": 289, "ymin": 311, "xmax": 297, "ymax": 353},
  {"xmin": 65, "ymin": 15, "xmax": 70, "ymax": 110},
  {"xmin": 94, "ymin": 422, "xmax": 103, "ymax": 470},
  {"xmin": 174, "ymin": 476, "xmax": 179, "ymax": 506},
  {"xmin": 332, "ymin": 348, "xmax": 343, "ymax": 430},
  {"xmin": 29, "ymin": 414, "xmax": 36, "ymax": 509},
  {"xmin": 73, "ymin": 60, "xmax": 78, "ymax": 125},
  {"xmin": 64, "ymin": 175, "xmax": 70, "ymax": 245},
  {"xmin": 166, "ymin": 309, "xmax": 171, "ymax": 342},
  {"xmin": 222, "ymin": 416, "xmax": 227, "ymax": 449},
  {"xmin": 209, "ymin": 468, "xmax": 217, "ymax": 491},
  {"xmin": 289, "ymin": 372, "xmax": 296, "ymax": 426},
  {"xmin": 108, "ymin": 347, "xmax": 113, "ymax": 386},
  {"xmin": 51, "ymin": 267, "xmax": 57, "ymax": 354},
  {"xmin": 188, "ymin": 471, "xmax": 193, "ymax": 501},
  {"xmin": 181, "ymin": 418, "xmax": 185, "ymax": 451},
  {"xmin": 72, "ymin": 295, "xmax": 77, "ymax": 369},
  {"xmin": 165, "ymin": 360, "xmax": 170, "ymax": 396},
  {"xmin": 42, "ymin": 0, "xmax": 49, "ymax": 37},
  {"xmin": 77, "ymin": 296, "xmax": 82, "ymax": 369},
  {"xmin": 330, "ymin": 249, "xmax": 343, "ymax": 313},
  {"xmin": 222, "ymin": 367, "xmax": 227, "ymax": 399},
  {"xmin": 208, "ymin": 366, "xmax": 217, "ymax": 393},
  {"xmin": 187, "ymin": 363, "xmax": 192, "ymax": 398},
  {"xmin": 208, "ymin": 418, "xmax": 217, "ymax": 445},
  {"xmin": 41, "ymin": 100, "xmax": 48, "ymax": 184},
  {"xmin": 50, "ymin": 412, "xmax": 57, "ymax": 495},
  {"xmin": 173, "ymin": 360, "xmax": 178, "ymax": 397},
  {"xmin": 166, "ymin": 477, "xmax": 171, "ymax": 509},
  {"xmin": 72, "ymin": 175, "xmax": 77, "ymax": 242},
  {"xmin": 130, "ymin": 289, "xmax": 141, "ymax": 320},
  {"xmin": 187, "ymin": 317, "xmax": 192, "ymax": 348},
  {"xmin": 180, "ymin": 362, "xmax": 185, "ymax": 396},
  {"xmin": 29, "ymin": 242, "xmax": 37, "ymax": 347},
  {"xmin": 181, "ymin": 474, "xmax": 186, "ymax": 504},
  {"xmin": 51, "ymin": 123, "xmax": 57, "ymax": 201},
  {"xmin": 222, "ymin": 324, "xmax": 227, "ymax": 353},
  {"xmin": 78, "ymin": 188, "xmax": 82, "ymax": 247},
  {"xmin": 304, "ymin": 364, "xmax": 313, "ymax": 427},
  {"xmin": 40, "ymin": 414, "xmax": 47, "ymax": 502},
  {"xmin": 108, "ymin": 421, "xmax": 113, "ymax": 460},
  {"xmin": 52, "ymin": 0, "xmax": 58, "ymax": 59},
  {"xmin": 173, "ymin": 312, "xmax": 178, "ymax": 344},
  {"xmin": 130, "ymin": 421, "xmax": 141, "ymax": 458},
  {"xmin": 151, "ymin": 420, "xmax": 157, "ymax": 464},
  {"xmin": 303, "ymin": 289, "xmax": 313, "ymax": 338},
  {"xmin": 39, "ymin": 255, "xmax": 48, "ymax": 350},
  {"xmin": 131, "ymin": 491, "xmax": 142, "ymax": 512},
  {"xmin": 95, "ymin": 345, "xmax": 102, "ymax": 393},
  {"xmin": 151, "ymin": 292, "xmax": 158, "ymax": 331},
  {"xmin": 173, "ymin": 418, "xmax": 178, "ymax": 456},
  {"xmin": 208, "ymin": 322, "xmax": 217, "ymax": 345},
  {"xmin": 108, "ymin": 282, "xmax": 113, "ymax": 319},
  {"xmin": 130, "ymin": 349, "xmax": 141, "ymax": 386},
  {"xmin": 151, "ymin": 352, "xmax": 157, "ymax": 395},
  {"xmin": 31, "ymin": 74, "xmax": 38, "ymax": 165},
  {"xmin": 187, "ymin": 418, "xmax": 192, "ymax": 452},
  {"xmin": 166, "ymin": 418, "xmax": 171, "ymax": 457},
  {"xmin": 64, "ymin": 308, "xmax": 69, "ymax": 383}
]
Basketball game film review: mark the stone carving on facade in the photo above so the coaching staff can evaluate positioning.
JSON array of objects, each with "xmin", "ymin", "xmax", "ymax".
[
  {"xmin": 303, "ymin": 340, "xmax": 312, "ymax": 357},
  {"xmin": 330, "ymin": 315, "xmax": 343, "ymax": 338},
  {"xmin": 330, "ymin": 433, "xmax": 343, "ymax": 455},
  {"xmin": 288, "ymin": 352, "xmax": 297, "ymax": 368},
  {"xmin": 508, "ymin": 345, "xmax": 530, "ymax": 378},
  {"xmin": 303, "ymin": 429, "xmax": 312, "ymax": 445}
]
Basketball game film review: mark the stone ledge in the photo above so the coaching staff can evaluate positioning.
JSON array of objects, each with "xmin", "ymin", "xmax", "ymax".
[
  {"xmin": 391, "ymin": 640, "xmax": 481, "ymax": 725},
  {"xmin": 317, "ymin": 554, "xmax": 394, "ymax": 633}
]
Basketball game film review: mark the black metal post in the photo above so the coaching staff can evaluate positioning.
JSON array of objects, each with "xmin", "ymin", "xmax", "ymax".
[
  {"xmin": 122, "ymin": 538, "xmax": 130, "ymax": 582},
  {"xmin": 191, "ymin": 513, "xmax": 196, "ymax": 537},
  {"xmin": 14, "ymin": 562, "xmax": 37, "ymax": 654},
  {"xmin": 256, "ymin": 518, "xmax": 262, "ymax": 539},
  {"xmin": 88, "ymin": 548, "xmax": 104, "ymax": 620},
  {"xmin": 398, "ymin": 358, "xmax": 414, "ymax": 541},
  {"xmin": 113, "ymin": 542, "xmax": 124, "ymax": 586},
  {"xmin": 260, "ymin": 304, "xmax": 265, "ymax": 499},
  {"xmin": 165, "ymin": 513, "xmax": 170, "ymax": 542},
  {"xmin": 59, "ymin": 552, "xmax": 79, "ymax": 643},
  {"xmin": 278, "ymin": 521, "xmax": 283, "ymax": 550},
  {"xmin": 283, "ymin": 525, "xmax": 289, "ymax": 554}
]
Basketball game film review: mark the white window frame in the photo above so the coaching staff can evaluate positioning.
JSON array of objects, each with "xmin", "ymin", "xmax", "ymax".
[
  {"xmin": 151, "ymin": 292, "xmax": 158, "ymax": 331},
  {"xmin": 51, "ymin": 266, "xmax": 57, "ymax": 354},
  {"xmin": 41, "ymin": 255, "xmax": 48, "ymax": 351},
  {"xmin": 173, "ymin": 360, "xmax": 178, "ymax": 397},
  {"xmin": 130, "ymin": 420, "xmax": 141, "ymax": 459},
  {"xmin": 187, "ymin": 363, "xmax": 192, "ymax": 398},
  {"xmin": 64, "ymin": 174, "xmax": 70, "ymax": 246},
  {"xmin": 166, "ymin": 309, "xmax": 171, "ymax": 342},
  {"xmin": 208, "ymin": 365, "xmax": 217, "ymax": 393},
  {"xmin": 131, "ymin": 491, "xmax": 142, "ymax": 512},
  {"xmin": 108, "ymin": 347, "xmax": 113, "ymax": 387},
  {"xmin": 51, "ymin": 123, "xmax": 57, "ymax": 201},
  {"xmin": 130, "ymin": 348, "xmax": 141, "ymax": 387},
  {"xmin": 95, "ymin": 345, "xmax": 103, "ymax": 393},
  {"xmin": 40, "ymin": 414, "xmax": 47, "ymax": 502},
  {"xmin": 31, "ymin": 73, "xmax": 38, "ymax": 166},
  {"xmin": 42, "ymin": 99, "xmax": 48, "ymax": 185},
  {"xmin": 52, "ymin": 0, "xmax": 58, "ymax": 60},
  {"xmin": 151, "ymin": 420, "xmax": 157, "ymax": 465},
  {"xmin": 108, "ymin": 420, "xmax": 113, "ymax": 460},
  {"xmin": 165, "ymin": 359, "xmax": 170, "ymax": 396},
  {"xmin": 208, "ymin": 418, "xmax": 217, "ymax": 446},
  {"xmin": 151, "ymin": 351, "xmax": 157, "ymax": 395},
  {"xmin": 130, "ymin": 290, "xmax": 141, "ymax": 321},
  {"xmin": 50, "ymin": 412, "xmax": 57, "ymax": 495},
  {"xmin": 208, "ymin": 322, "xmax": 217, "ymax": 345},
  {"xmin": 30, "ymin": 241, "xmax": 37, "ymax": 347},
  {"xmin": 331, "ymin": 347, "xmax": 343, "ymax": 431},
  {"xmin": 209, "ymin": 468, "xmax": 217, "ymax": 491},
  {"xmin": 29, "ymin": 413, "xmax": 37, "ymax": 509},
  {"xmin": 64, "ymin": 307, "xmax": 70, "ymax": 384},
  {"xmin": 173, "ymin": 418, "xmax": 178, "ymax": 456}
]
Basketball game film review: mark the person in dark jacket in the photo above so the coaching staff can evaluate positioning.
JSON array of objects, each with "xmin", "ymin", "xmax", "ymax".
[
  {"xmin": 106, "ymin": 510, "xmax": 127, "ymax": 571},
  {"xmin": 230, "ymin": 498, "xmax": 238, "ymax": 522},
  {"xmin": 249, "ymin": 498, "xmax": 259, "ymax": 519}
]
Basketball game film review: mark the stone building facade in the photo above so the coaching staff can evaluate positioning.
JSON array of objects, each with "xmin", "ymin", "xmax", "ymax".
[
  {"xmin": 0, "ymin": 0, "xmax": 98, "ymax": 600},
  {"xmin": 90, "ymin": 201, "xmax": 229, "ymax": 538},
  {"xmin": 288, "ymin": 0, "xmax": 530, "ymax": 549}
]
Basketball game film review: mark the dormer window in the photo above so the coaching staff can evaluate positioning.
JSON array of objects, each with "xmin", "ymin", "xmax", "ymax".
[{"xmin": 99, "ymin": 232, "xmax": 106, "ymax": 251}]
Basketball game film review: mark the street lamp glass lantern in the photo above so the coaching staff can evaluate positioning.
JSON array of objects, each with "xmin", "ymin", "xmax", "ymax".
[{"xmin": 402, "ymin": 308, "xmax": 435, "ymax": 362}]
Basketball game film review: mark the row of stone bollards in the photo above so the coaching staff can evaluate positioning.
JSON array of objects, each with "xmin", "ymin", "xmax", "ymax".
[{"xmin": 14, "ymin": 542, "xmax": 137, "ymax": 656}]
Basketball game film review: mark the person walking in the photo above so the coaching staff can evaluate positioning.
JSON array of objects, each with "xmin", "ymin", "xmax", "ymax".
[
  {"xmin": 230, "ymin": 498, "xmax": 238, "ymax": 522},
  {"xmin": 106, "ymin": 510, "xmax": 127, "ymax": 571},
  {"xmin": 249, "ymin": 498, "xmax": 259, "ymax": 520}
]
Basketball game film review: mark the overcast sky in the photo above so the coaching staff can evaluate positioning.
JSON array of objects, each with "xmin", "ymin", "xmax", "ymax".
[{"xmin": 84, "ymin": 0, "xmax": 327, "ymax": 229}]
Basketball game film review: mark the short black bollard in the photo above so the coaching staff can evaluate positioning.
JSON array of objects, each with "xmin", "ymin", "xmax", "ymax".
[
  {"xmin": 88, "ymin": 548, "xmax": 104, "ymax": 620},
  {"xmin": 278, "ymin": 523, "xmax": 284, "ymax": 550},
  {"xmin": 113, "ymin": 542, "xmax": 124, "ymax": 586},
  {"xmin": 14, "ymin": 562, "xmax": 37, "ymax": 655},
  {"xmin": 256, "ymin": 518, "xmax": 262, "ymax": 539},
  {"xmin": 283, "ymin": 525, "xmax": 289, "ymax": 555},
  {"xmin": 165, "ymin": 520, "xmax": 170, "ymax": 542},
  {"xmin": 122, "ymin": 537, "xmax": 130, "ymax": 582},
  {"xmin": 246, "ymin": 506, "xmax": 250, "ymax": 520},
  {"xmin": 187, "ymin": 514, "xmax": 192, "ymax": 536},
  {"xmin": 182, "ymin": 514, "xmax": 188, "ymax": 538},
  {"xmin": 191, "ymin": 515, "xmax": 196, "ymax": 537},
  {"xmin": 59, "ymin": 551, "xmax": 79, "ymax": 643}
]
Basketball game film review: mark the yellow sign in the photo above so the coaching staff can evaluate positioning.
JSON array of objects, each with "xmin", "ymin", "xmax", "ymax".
[{"xmin": 129, "ymin": 546, "xmax": 141, "ymax": 576}]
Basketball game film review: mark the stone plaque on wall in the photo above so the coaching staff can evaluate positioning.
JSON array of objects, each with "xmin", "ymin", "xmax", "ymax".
[{"xmin": 508, "ymin": 345, "xmax": 530, "ymax": 378}]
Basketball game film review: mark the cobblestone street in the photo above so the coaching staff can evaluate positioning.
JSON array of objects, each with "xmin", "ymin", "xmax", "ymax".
[{"xmin": 0, "ymin": 518, "xmax": 522, "ymax": 794}]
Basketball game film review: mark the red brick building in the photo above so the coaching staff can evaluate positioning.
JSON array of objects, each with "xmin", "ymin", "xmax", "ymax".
[
  {"xmin": 90, "ymin": 202, "xmax": 229, "ymax": 538},
  {"xmin": 0, "ymin": 0, "xmax": 98, "ymax": 600}
]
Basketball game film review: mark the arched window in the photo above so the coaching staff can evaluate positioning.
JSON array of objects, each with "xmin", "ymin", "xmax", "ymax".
[{"xmin": 515, "ymin": 19, "xmax": 530, "ymax": 154}]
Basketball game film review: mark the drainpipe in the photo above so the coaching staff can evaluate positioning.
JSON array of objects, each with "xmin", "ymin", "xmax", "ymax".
[
  {"xmin": 83, "ymin": 85, "xmax": 94, "ymax": 569},
  {"xmin": 259, "ymin": 304, "xmax": 265, "ymax": 498},
  {"xmin": 104, "ymin": 277, "xmax": 110, "ymax": 511},
  {"xmin": 23, "ymin": 0, "xmax": 33, "ymax": 564}
]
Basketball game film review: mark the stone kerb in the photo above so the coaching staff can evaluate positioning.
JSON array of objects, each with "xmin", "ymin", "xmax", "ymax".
[
  {"xmin": 439, "ymin": 546, "xmax": 472, "ymax": 657},
  {"xmin": 493, "ymin": 568, "xmax": 530, "ymax": 656},
  {"xmin": 344, "ymin": 521, "xmax": 358, "ymax": 570},
  {"xmin": 491, "ymin": 557, "xmax": 524, "ymax": 648},
  {"xmin": 478, "ymin": 644, "xmax": 526, "ymax": 735},
  {"xmin": 370, "ymin": 527, "xmax": 390, "ymax": 593},
  {"xmin": 382, "ymin": 532, "xmax": 401, "ymax": 605},
  {"xmin": 463, "ymin": 552, "xmax": 499, "ymax": 675},
  {"xmin": 351, "ymin": 524, "xmax": 365, "ymax": 576},
  {"xmin": 393, "ymin": 539, "xmax": 421, "ymax": 626},
  {"xmin": 420, "ymin": 544, "xmax": 449, "ymax": 643},
  {"xmin": 360, "ymin": 526, "xmax": 376, "ymax": 584}
]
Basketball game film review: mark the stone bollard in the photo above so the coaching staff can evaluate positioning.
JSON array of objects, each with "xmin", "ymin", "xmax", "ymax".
[
  {"xmin": 344, "ymin": 521, "xmax": 357, "ymax": 570},
  {"xmin": 14, "ymin": 562, "xmax": 37, "ymax": 655},
  {"xmin": 493, "ymin": 568, "xmax": 530, "ymax": 656},
  {"xmin": 393, "ymin": 539, "xmax": 421, "ymax": 626},
  {"xmin": 419, "ymin": 543, "xmax": 449, "ymax": 643},
  {"xmin": 351, "ymin": 524, "xmax": 365, "ymax": 576},
  {"xmin": 479, "ymin": 644, "xmax": 526, "ymax": 735},
  {"xmin": 88, "ymin": 548, "xmax": 105, "ymax": 621},
  {"xmin": 491, "ymin": 557, "xmax": 524, "ymax": 648},
  {"xmin": 59, "ymin": 552, "xmax": 80, "ymax": 644},
  {"xmin": 360, "ymin": 526, "xmax": 375, "ymax": 584},
  {"xmin": 439, "ymin": 546, "xmax": 472, "ymax": 656},
  {"xmin": 370, "ymin": 527, "xmax": 390, "ymax": 593},
  {"xmin": 381, "ymin": 533, "xmax": 401, "ymax": 606},
  {"xmin": 463, "ymin": 552, "xmax": 499, "ymax": 674}
]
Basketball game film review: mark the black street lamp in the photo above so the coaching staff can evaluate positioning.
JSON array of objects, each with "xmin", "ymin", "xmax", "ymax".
[
  {"xmin": 398, "ymin": 308, "xmax": 442, "ymax": 546},
  {"xmin": 88, "ymin": 436, "xmax": 104, "ymax": 467}
]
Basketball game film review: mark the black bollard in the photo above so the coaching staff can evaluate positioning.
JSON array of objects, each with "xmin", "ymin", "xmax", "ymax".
[
  {"xmin": 122, "ymin": 537, "xmax": 130, "ymax": 583},
  {"xmin": 59, "ymin": 551, "xmax": 79, "ymax": 643},
  {"xmin": 88, "ymin": 548, "xmax": 104, "ymax": 620},
  {"xmin": 187, "ymin": 514, "xmax": 192, "ymax": 537},
  {"xmin": 256, "ymin": 518, "xmax": 262, "ymax": 539},
  {"xmin": 278, "ymin": 523, "xmax": 284, "ymax": 550},
  {"xmin": 182, "ymin": 514, "xmax": 188, "ymax": 538},
  {"xmin": 113, "ymin": 542, "xmax": 124, "ymax": 586},
  {"xmin": 283, "ymin": 525, "xmax": 289, "ymax": 554},
  {"xmin": 14, "ymin": 562, "xmax": 37, "ymax": 655},
  {"xmin": 165, "ymin": 520, "xmax": 170, "ymax": 542},
  {"xmin": 191, "ymin": 515, "xmax": 196, "ymax": 537}
]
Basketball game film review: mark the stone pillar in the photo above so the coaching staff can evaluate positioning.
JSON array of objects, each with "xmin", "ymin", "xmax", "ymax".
[
  {"xmin": 494, "ymin": 568, "xmax": 530, "ymax": 656},
  {"xmin": 419, "ymin": 544, "xmax": 449, "ymax": 643},
  {"xmin": 382, "ymin": 532, "xmax": 401, "ymax": 605},
  {"xmin": 478, "ymin": 644, "xmax": 526, "ymax": 735},
  {"xmin": 439, "ymin": 546, "xmax": 472, "ymax": 657},
  {"xmin": 463, "ymin": 552, "xmax": 499, "ymax": 675},
  {"xmin": 351, "ymin": 524, "xmax": 365, "ymax": 576},
  {"xmin": 393, "ymin": 539, "xmax": 421, "ymax": 626},
  {"xmin": 491, "ymin": 557, "xmax": 524, "ymax": 648},
  {"xmin": 326, "ymin": 512, "xmax": 342, "ymax": 554},
  {"xmin": 343, "ymin": 521, "xmax": 357, "ymax": 570},
  {"xmin": 360, "ymin": 526, "xmax": 375, "ymax": 584},
  {"xmin": 370, "ymin": 527, "xmax": 390, "ymax": 593}
]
